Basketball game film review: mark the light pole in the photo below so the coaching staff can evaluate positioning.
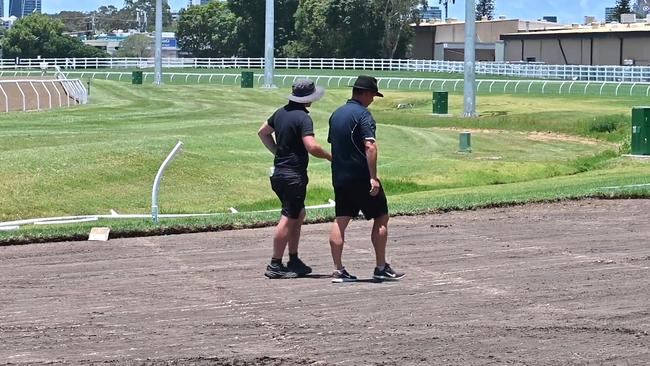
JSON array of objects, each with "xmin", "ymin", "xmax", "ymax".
[
  {"xmin": 463, "ymin": 0, "xmax": 477, "ymax": 117},
  {"xmin": 154, "ymin": 0, "xmax": 163, "ymax": 86},
  {"xmin": 263, "ymin": 0, "xmax": 276, "ymax": 88}
]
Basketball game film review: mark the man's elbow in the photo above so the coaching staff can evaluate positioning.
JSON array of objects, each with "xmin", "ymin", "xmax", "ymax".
[
  {"xmin": 258, "ymin": 129, "xmax": 270, "ymax": 141},
  {"xmin": 305, "ymin": 144, "xmax": 319, "ymax": 155},
  {"xmin": 365, "ymin": 143, "xmax": 377, "ymax": 154}
]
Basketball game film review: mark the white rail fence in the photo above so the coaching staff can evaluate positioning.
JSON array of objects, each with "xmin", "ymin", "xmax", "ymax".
[
  {"xmin": 0, "ymin": 79, "xmax": 87, "ymax": 112},
  {"xmin": 38, "ymin": 71, "xmax": 650, "ymax": 97},
  {"xmin": 5, "ymin": 57, "xmax": 650, "ymax": 82}
]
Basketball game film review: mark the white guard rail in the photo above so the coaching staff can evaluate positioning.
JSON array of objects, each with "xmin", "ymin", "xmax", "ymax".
[
  {"xmin": 11, "ymin": 71, "xmax": 647, "ymax": 98},
  {"xmin": 0, "ymin": 78, "xmax": 87, "ymax": 112},
  {"xmin": 6, "ymin": 57, "xmax": 650, "ymax": 82}
]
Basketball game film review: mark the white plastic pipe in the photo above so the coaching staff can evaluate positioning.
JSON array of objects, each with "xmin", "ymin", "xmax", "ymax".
[
  {"xmin": 151, "ymin": 141, "xmax": 183, "ymax": 223},
  {"xmin": 0, "ymin": 200, "xmax": 336, "ymax": 229}
]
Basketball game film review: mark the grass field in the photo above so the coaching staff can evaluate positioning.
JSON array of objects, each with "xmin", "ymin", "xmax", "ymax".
[{"xmin": 1, "ymin": 78, "xmax": 650, "ymax": 243}]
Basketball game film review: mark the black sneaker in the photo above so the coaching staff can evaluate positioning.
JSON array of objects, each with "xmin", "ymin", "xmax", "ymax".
[
  {"xmin": 373, "ymin": 263, "xmax": 405, "ymax": 281},
  {"xmin": 264, "ymin": 262, "xmax": 298, "ymax": 279},
  {"xmin": 331, "ymin": 268, "xmax": 358, "ymax": 283},
  {"xmin": 287, "ymin": 257, "xmax": 312, "ymax": 276}
]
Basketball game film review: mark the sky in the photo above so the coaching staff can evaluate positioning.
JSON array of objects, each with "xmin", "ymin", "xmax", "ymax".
[{"xmin": 40, "ymin": 1, "xmax": 625, "ymax": 25}]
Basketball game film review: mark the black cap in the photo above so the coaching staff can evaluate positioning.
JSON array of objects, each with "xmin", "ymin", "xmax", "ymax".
[{"xmin": 350, "ymin": 75, "xmax": 383, "ymax": 97}]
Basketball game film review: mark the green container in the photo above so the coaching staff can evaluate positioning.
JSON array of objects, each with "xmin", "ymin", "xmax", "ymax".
[
  {"xmin": 433, "ymin": 91, "xmax": 448, "ymax": 114},
  {"xmin": 131, "ymin": 70, "xmax": 143, "ymax": 85},
  {"xmin": 459, "ymin": 132, "xmax": 472, "ymax": 153},
  {"xmin": 241, "ymin": 71, "xmax": 254, "ymax": 88},
  {"xmin": 632, "ymin": 107, "xmax": 650, "ymax": 155}
]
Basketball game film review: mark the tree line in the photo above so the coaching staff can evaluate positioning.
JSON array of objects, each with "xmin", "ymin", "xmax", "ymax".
[
  {"xmin": 177, "ymin": 0, "xmax": 429, "ymax": 59},
  {"xmin": 49, "ymin": 0, "xmax": 173, "ymax": 34},
  {"xmin": 1, "ymin": 0, "xmax": 501, "ymax": 60},
  {"xmin": 1, "ymin": 15, "xmax": 108, "ymax": 59}
]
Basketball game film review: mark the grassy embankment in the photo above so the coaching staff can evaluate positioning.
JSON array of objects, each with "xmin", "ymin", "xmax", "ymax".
[{"xmin": 0, "ymin": 79, "xmax": 647, "ymax": 244}]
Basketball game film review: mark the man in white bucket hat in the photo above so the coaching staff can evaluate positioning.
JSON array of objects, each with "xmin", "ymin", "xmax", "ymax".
[{"xmin": 258, "ymin": 79, "xmax": 332, "ymax": 279}]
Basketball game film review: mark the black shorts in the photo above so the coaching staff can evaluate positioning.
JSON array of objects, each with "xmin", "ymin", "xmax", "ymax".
[
  {"xmin": 334, "ymin": 181, "xmax": 388, "ymax": 220},
  {"xmin": 270, "ymin": 175, "xmax": 307, "ymax": 219}
]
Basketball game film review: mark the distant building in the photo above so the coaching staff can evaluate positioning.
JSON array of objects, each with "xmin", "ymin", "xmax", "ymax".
[
  {"xmin": 584, "ymin": 15, "xmax": 597, "ymax": 24},
  {"xmin": 8, "ymin": 0, "xmax": 41, "ymax": 18},
  {"xmin": 0, "ymin": 1, "xmax": 4, "ymax": 18},
  {"xmin": 84, "ymin": 31, "xmax": 179, "ymax": 58},
  {"xmin": 605, "ymin": 7, "xmax": 616, "ymax": 23},
  {"xmin": 412, "ymin": 18, "xmax": 559, "ymax": 61},
  {"xmin": 188, "ymin": 0, "xmax": 213, "ymax": 6},
  {"xmin": 422, "ymin": 6, "xmax": 442, "ymax": 21},
  {"xmin": 1, "ymin": 16, "xmax": 17, "ymax": 30},
  {"xmin": 501, "ymin": 22, "xmax": 650, "ymax": 66}
]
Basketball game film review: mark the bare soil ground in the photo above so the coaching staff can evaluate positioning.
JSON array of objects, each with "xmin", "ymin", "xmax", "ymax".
[
  {"xmin": 1, "ymin": 199, "xmax": 648, "ymax": 365},
  {"xmin": 0, "ymin": 78, "xmax": 76, "ymax": 112}
]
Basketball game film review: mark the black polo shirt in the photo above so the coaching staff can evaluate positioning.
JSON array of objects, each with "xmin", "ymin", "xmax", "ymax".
[
  {"xmin": 328, "ymin": 99, "xmax": 377, "ymax": 187},
  {"xmin": 267, "ymin": 101, "xmax": 315, "ymax": 178}
]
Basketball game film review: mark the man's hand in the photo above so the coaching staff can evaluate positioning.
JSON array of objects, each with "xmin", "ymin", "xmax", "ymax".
[{"xmin": 369, "ymin": 178, "xmax": 381, "ymax": 196}]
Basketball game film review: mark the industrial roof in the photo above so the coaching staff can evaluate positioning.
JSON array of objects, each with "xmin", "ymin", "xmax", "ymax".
[{"xmin": 501, "ymin": 22, "xmax": 650, "ymax": 38}]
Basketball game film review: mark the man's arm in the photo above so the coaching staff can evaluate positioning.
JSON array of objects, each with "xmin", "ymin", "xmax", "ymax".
[
  {"xmin": 364, "ymin": 140, "xmax": 381, "ymax": 196},
  {"xmin": 303, "ymin": 135, "xmax": 332, "ymax": 161},
  {"xmin": 258, "ymin": 122, "xmax": 277, "ymax": 155}
]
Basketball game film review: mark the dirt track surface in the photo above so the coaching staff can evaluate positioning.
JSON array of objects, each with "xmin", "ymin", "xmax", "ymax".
[
  {"xmin": 0, "ymin": 78, "xmax": 76, "ymax": 112},
  {"xmin": 1, "ymin": 199, "xmax": 649, "ymax": 365}
]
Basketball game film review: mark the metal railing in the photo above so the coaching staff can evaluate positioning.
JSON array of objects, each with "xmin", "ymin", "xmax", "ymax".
[
  {"xmin": 7, "ymin": 57, "xmax": 650, "ymax": 82},
  {"xmin": 0, "ymin": 79, "xmax": 87, "ymax": 112},
  {"xmin": 37, "ymin": 71, "xmax": 650, "ymax": 97}
]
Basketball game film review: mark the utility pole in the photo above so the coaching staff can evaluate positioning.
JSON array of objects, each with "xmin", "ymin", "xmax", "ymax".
[
  {"xmin": 263, "ymin": 0, "xmax": 276, "ymax": 88},
  {"xmin": 154, "ymin": 0, "xmax": 163, "ymax": 86},
  {"xmin": 463, "ymin": 0, "xmax": 477, "ymax": 117}
]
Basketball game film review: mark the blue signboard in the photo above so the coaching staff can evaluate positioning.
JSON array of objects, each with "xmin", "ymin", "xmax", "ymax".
[{"xmin": 162, "ymin": 38, "xmax": 178, "ymax": 49}]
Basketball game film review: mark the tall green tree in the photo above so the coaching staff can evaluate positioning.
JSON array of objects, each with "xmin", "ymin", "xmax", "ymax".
[
  {"xmin": 123, "ymin": 0, "xmax": 173, "ymax": 32},
  {"xmin": 176, "ymin": 2, "xmax": 239, "ymax": 57},
  {"xmin": 476, "ymin": 0, "xmax": 495, "ymax": 20},
  {"xmin": 285, "ymin": 0, "xmax": 381, "ymax": 58},
  {"xmin": 1, "ymin": 14, "xmax": 108, "ymax": 58},
  {"xmin": 50, "ymin": 11, "xmax": 91, "ymax": 33},
  {"xmin": 226, "ymin": 0, "xmax": 299, "ymax": 57},
  {"xmin": 613, "ymin": 0, "xmax": 633, "ymax": 21},
  {"xmin": 439, "ymin": 0, "xmax": 455, "ymax": 20},
  {"xmin": 374, "ymin": 0, "xmax": 427, "ymax": 58},
  {"xmin": 116, "ymin": 34, "xmax": 153, "ymax": 57}
]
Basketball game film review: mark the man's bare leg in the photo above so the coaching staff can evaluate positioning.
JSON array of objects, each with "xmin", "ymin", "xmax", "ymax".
[
  {"xmin": 329, "ymin": 217, "xmax": 352, "ymax": 270},
  {"xmin": 287, "ymin": 209, "xmax": 306, "ymax": 255},
  {"xmin": 371, "ymin": 214, "xmax": 389, "ymax": 267},
  {"xmin": 272, "ymin": 215, "xmax": 292, "ymax": 260}
]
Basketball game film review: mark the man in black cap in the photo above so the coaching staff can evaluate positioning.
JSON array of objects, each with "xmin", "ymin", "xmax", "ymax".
[
  {"xmin": 327, "ymin": 75, "xmax": 405, "ymax": 282},
  {"xmin": 258, "ymin": 79, "xmax": 332, "ymax": 279}
]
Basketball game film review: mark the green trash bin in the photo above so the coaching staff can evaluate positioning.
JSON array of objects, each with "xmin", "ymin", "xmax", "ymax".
[
  {"xmin": 241, "ymin": 71, "xmax": 254, "ymax": 88},
  {"xmin": 433, "ymin": 91, "xmax": 448, "ymax": 115},
  {"xmin": 459, "ymin": 132, "xmax": 472, "ymax": 153},
  {"xmin": 632, "ymin": 107, "xmax": 650, "ymax": 155},
  {"xmin": 132, "ymin": 70, "xmax": 143, "ymax": 85}
]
